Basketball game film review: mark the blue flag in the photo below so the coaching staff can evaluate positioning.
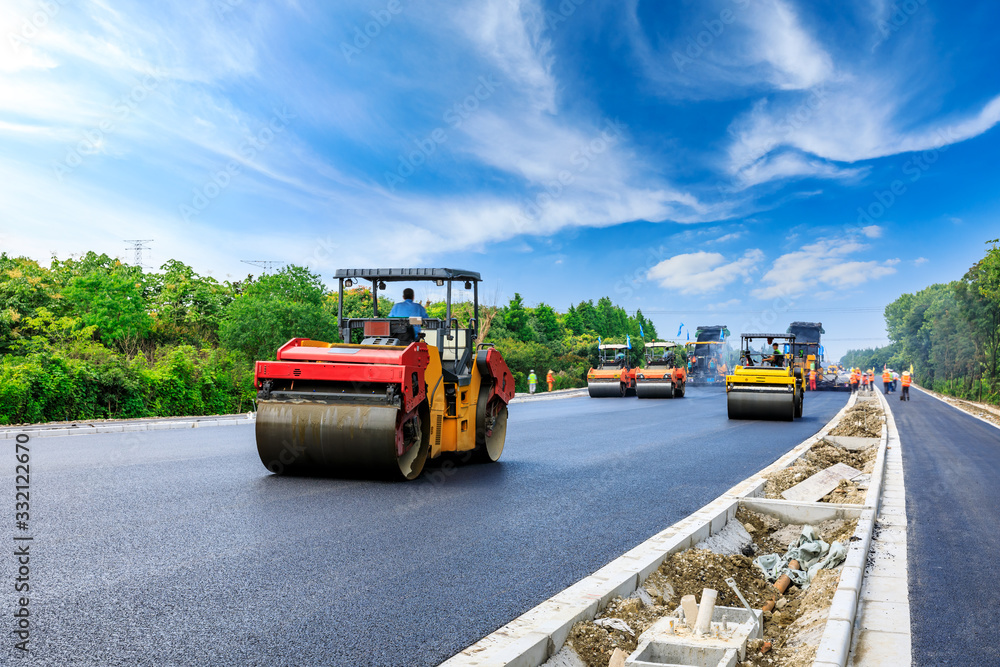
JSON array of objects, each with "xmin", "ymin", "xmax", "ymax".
[
  {"xmin": 677, "ymin": 323, "xmax": 684, "ymax": 337},
  {"xmin": 687, "ymin": 331, "xmax": 690, "ymax": 341},
  {"xmin": 626, "ymin": 334, "xmax": 632, "ymax": 349},
  {"xmin": 639, "ymin": 324, "xmax": 644, "ymax": 338},
  {"xmin": 598, "ymin": 336, "xmax": 602, "ymax": 347}
]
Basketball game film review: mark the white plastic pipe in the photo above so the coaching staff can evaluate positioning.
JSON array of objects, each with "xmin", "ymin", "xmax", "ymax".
[
  {"xmin": 680, "ymin": 595, "xmax": 698, "ymax": 628},
  {"xmin": 694, "ymin": 588, "xmax": 718, "ymax": 635}
]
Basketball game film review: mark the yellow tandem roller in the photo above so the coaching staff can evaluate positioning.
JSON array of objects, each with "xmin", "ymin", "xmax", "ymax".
[{"xmin": 726, "ymin": 333, "xmax": 804, "ymax": 421}]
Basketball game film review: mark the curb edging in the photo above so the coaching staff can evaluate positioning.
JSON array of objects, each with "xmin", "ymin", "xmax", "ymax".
[
  {"xmin": 0, "ymin": 414, "xmax": 256, "ymax": 440},
  {"xmin": 440, "ymin": 391, "xmax": 886, "ymax": 667}
]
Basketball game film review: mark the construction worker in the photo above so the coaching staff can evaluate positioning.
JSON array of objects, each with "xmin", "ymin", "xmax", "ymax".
[
  {"xmin": 769, "ymin": 343, "xmax": 784, "ymax": 367},
  {"xmin": 528, "ymin": 369, "xmax": 537, "ymax": 394},
  {"xmin": 809, "ymin": 366, "xmax": 817, "ymax": 391},
  {"xmin": 901, "ymin": 371, "xmax": 912, "ymax": 401},
  {"xmin": 861, "ymin": 370, "xmax": 870, "ymax": 394},
  {"xmin": 389, "ymin": 287, "xmax": 430, "ymax": 335},
  {"xmin": 891, "ymin": 370, "xmax": 900, "ymax": 393},
  {"xmin": 546, "ymin": 369, "xmax": 555, "ymax": 392},
  {"xmin": 849, "ymin": 368, "xmax": 859, "ymax": 393},
  {"xmin": 882, "ymin": 368, "xmax": 891, "ymax": 394}
]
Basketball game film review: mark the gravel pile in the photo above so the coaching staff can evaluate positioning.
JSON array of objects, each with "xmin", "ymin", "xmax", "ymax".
[
  {"xmin": 563, "ymin": 508, "xmax": 856, "ymax": 667},
  {"xmin": 764, "ymin": 439, "xmax": 877, "ymax": 501},
  {"xmin": 827, "ymin": 401, "xmax": 884, "ymax": 437}
]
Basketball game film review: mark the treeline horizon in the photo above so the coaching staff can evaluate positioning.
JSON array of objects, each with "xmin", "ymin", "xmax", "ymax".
[
  {"xmin": 0, "ymin": 251, "xmax": 660, "ymax": 425},
  {"xmin": 841, "ymin": 239, "xmax": 1000, "ymax": 403}
]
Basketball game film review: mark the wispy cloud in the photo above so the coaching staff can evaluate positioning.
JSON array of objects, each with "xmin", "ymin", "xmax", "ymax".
[
  {"xmin": 750, "ymin": 234, "xmax": 898, "ymax": 299},
  {"xmin": 647, "ymin": 249, "xmax": 764, "ymax": 295}
]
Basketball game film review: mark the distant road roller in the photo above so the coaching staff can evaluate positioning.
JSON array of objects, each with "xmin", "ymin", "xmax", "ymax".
[
  {"xmin": 254, "ymin": 268, "xmax": 515, "ymax": 480},
  {"xmin": 635, "ymin": 341, "xmax": 687, "ymax": 398},
  {"xmin": 726, "ymin": 333, "xmax": 804, "ymax": 421},
  {"xmin": 587, "ymin": 343, "xmax": 635, "ymax": 397}
]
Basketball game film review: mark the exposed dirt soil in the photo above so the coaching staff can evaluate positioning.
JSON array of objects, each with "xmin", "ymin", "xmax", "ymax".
[
  {"xmin": 565, "ymin": 509, "xmax": 856, "ymax": 667},
  {"xmin": 827, "ymin": 400, "xmax": 884, "ymax": 437},
  {"xmin": 742, "ymin": 569, "xmax": 840, "ymax": 667},
  {"xmin": 764, "ymin": 439, "xmax": 877, "ymax": 502}
]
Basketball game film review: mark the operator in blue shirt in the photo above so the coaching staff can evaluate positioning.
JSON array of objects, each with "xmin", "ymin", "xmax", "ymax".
[{"xmin": 389, "ymin": 288, "xmax": 429, "ymax": 335}]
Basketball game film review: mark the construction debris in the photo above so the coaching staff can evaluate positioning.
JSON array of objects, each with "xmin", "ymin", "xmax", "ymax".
[
  {"xmin": 561, "ymin": 509, "xmax": 857, "ymax": 667},
  {"xmin": 764, "ymin": 439, "xmax": 877, "ymax": 502},
  {"xmin": 780, "ymin": 462, "xmax": 862, "ymax": 503},
  {"xmin": 827, "ymin": 400, "xmax": 884, "ymax": 438}
]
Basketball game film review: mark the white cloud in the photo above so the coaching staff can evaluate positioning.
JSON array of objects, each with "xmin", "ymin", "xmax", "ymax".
[
  {"xmin": 625, "ymin": 0, "xmax": 834, "ymax": 99},
  {"xmin": 914, "ymin": 257, "xmax": 929, "ymax": 265},
  {"xmin": 862, "ymin": 225, "xmax": 883, "ymax": 238},
  {"xmin": 648, "ymin": 249, "xmax": 764, "ymax": 295},
  {"xmin": 745, "ymin": 0, "xmax": 834, "ymax": 90},
  {"xmin": 708, "ymin": 298, "xmax": 742, "ymax": 310},
  {"xmin": 457, "ymin": 0, "xmax": 556, "ymax": 113},
  {"xmin": 730, "ymin": 150, "xmax": 867, "ymax": 190},
  {"xmin": 724, "ymin": 63, "xmax": 1000, "ymax": 188},
  {"xmin": 751, "ymin": 235, "xmax": 897, "ymax": 299}
]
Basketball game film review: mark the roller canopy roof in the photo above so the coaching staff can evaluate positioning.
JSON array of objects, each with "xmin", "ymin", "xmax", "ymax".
[{"xmin": 335, "ymin": 268, "xmax": 482, "ymax": 282}]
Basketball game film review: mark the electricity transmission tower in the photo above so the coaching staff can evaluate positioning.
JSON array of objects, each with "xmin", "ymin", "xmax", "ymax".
[
  {"xmin": 241, "ymin": 260, "xmax": 285, "ymax": 273},
  {"xmin": 124, "ymin": 239, "xmax": 153, "ymax": 267}
]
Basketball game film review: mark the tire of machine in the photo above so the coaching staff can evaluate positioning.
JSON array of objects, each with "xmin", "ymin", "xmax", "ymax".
[
  {"xmin": 794, "ymin": 388, "xmax": 804, "ymax": 418},
  {"xmin": 473, "ymin": 383, "xmax": 508, "ymax": 463},
  {"xmin": 674, "ymin": 382, "xmax": 685, "ymax": 398}
]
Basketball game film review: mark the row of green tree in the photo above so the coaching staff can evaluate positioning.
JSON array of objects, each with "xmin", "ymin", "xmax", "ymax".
[
  {"xmin": 841, "ymin": 239, "xmax": 1000, "ymax": 403},
  {"xmin": 0, "ymin": 252, "xmax": 661, "ymax": 424}
]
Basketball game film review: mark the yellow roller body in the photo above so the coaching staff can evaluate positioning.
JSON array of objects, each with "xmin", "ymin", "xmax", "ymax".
[{"xmin": 726, "ymin": 365, "xmax": 803, "ymax": 421}]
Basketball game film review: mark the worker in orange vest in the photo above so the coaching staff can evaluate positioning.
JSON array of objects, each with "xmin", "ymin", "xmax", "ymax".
[
  {"xmin": 861, "ymin": 370, "xmax": 870, "ymax": 393},
  {"xmin": 809, "ymin": 366, "xmax": 817, "ymax": 391},
  {"xmin": 882, "ymin": 369, "xmax": 891, "ymax": 394},
  {"xmin": 901, "ymin": 371, "xmax": 912, "ymax": 401},
  {"xmin": 849, "ymin": 368, "xmax": 859, "ymax": 393},
  {"xmin": 546, "ymin": 369, "xmax": 555, "ymax": 392}
]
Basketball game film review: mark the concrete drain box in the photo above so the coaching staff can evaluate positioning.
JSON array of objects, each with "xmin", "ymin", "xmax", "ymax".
[{"xmin": 625, "ymin": 606, "xmax": 762, "ymax": 667}]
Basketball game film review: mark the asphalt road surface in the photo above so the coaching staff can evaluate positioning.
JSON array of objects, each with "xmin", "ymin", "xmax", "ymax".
[
  {"xmin": 892, "ymin": 387, "xmax": 1000, "ymax": 666},
  {"xmin": 3, "ymin": 388, "xmax": 848, "ymax": 666}
]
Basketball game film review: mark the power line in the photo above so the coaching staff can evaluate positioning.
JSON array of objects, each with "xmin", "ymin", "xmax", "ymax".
[
  {"xmin": 123, "ymin": 239, "xmax": 153, "ymax": 267},
  {"xmin": 639, "ymin": 308, "xmax": 885, "ymax": 315},
  {"xmin": 240, "ymin": 260, "xmax": 285, "ymax": 273}
]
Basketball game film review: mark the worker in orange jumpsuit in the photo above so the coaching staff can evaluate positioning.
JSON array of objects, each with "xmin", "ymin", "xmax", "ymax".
[
  {"xmin": 862, "ymin": 370, "xmax": 871, "ymax": 394},
  {"xmin": 809, "ymin": 367, "xmax": 817, "ymax": 391},
  {"xmin": 882, "ymin": 369, "xmax": 891, "ymax": 394},
  {"xmin": 901, "ymin": 371, "xmax": 912, "ymax": 401},
  {"xmin": 849, "ymin": 368, "xmax": 859, "ymax": 393},
  {"xmin": 546, "ymin": 369, "xmax": 555, "ymax": 392}
]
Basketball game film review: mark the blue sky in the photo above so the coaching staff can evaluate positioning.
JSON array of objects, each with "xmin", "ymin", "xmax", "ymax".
[{"xmin": 2, "ymin": 0, "xmax": 1000, "ymax": 359}]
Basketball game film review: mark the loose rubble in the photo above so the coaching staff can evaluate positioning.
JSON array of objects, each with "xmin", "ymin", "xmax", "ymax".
[
  {"xmin": 764, "ymin": 437, "xmax": 878, "ymax": 503},
  {"xmin": 827, "ymin": 400, "xmax": 884, "ymax": 438},
  {"xmin": 562, "ymin": 507, "xmax": 857, "ymax": 667}
]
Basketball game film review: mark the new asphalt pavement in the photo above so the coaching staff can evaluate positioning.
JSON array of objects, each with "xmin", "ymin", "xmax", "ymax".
[
  {"xmin": 891, "ymin": 386, "xmax": 1000, "ymax": 666},
  {"xmin": 2, "ymin": 387, "xmax": 849, "ymax": 666}
]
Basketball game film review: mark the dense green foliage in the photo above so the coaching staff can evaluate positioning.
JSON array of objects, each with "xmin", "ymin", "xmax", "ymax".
[
  {"xmin": 488, "ymin": 294, "xmax": 658, "ymax": 392},
  {"xmin": 841, "ymin": 240, "xmax": 1000, "ymax": 403},
  {"xmin": 0, "ymin": 253, "xmax": 658, "ymax": 422}
]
